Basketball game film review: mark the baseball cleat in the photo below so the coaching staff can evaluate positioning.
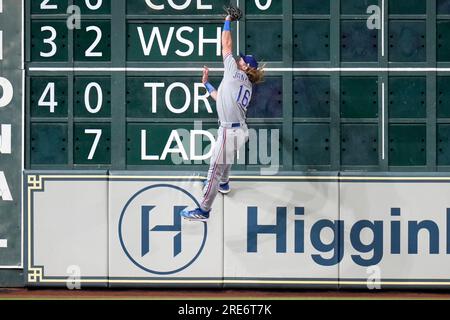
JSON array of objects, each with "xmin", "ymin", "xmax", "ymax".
[
  {"xmin": 202, "ymin": 180, "xmax": 231, "ymax": 195},
  {"xmin": 218, "ymin": 182, "xmax": 231, "ymax": 194},
  {"xmin": 180, "ymin": 207, "xmax": 210, "ymax": 221}
]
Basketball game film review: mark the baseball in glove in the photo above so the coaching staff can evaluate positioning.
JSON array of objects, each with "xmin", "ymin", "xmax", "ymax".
[{"xmin": 224, "ymin": 4, "xmax": 243, "ymax": 21}]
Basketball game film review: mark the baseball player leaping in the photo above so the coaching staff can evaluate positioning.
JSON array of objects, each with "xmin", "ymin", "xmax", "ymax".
[{"xmin": 181, "ymin": 5, "xmax": 265, "ymax": 222}]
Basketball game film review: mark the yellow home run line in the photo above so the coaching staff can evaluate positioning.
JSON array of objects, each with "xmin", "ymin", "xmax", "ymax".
[
  {"xmin": 339, "ymin": 177, "xmax": 450, "ymax": 181},
  {"xmin": 28, "ymin": 67, "xmax": 450, "ymax": 72},
  {"xmin": 34, "ymin": 279, "xmax": 450, "ymax": 285},
  {"xmin": 38, "ymin": 175, "xmax": 108, "ymax": 179},
  {"xmin": 109, "ymin": 176, "xmax": 205, "ymax": 180},
  {"xmin": 33, "ymin": 175, "xmax": 450, "ymax": 181}
]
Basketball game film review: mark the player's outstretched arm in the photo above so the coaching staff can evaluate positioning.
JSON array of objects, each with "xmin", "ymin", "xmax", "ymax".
[
  {"xmin": 202, "ymin": 66, "xmax": 217, "ymax": 101},
  {"xmin": 222, "ymin": 4, "xmax": 242, "ymax": 58},
  {"xmin": 222, "ymin": 15, "xmax": 233, "ymax": 58}
]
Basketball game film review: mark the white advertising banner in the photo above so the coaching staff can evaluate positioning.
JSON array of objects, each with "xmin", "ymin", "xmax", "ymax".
[
  {"xmin": 108, "ymin": 173, "xmax": 223, "ymax": 286},
  {"xmin": 25, "ymin": 173, "xmax": 450, "ymax": 288},
  {"xmin": 223, "ymin": 177, "xmax": 340, "ymax": 288},
  {"xmin": 340, "ymin": 177, "xmax": 450, "ymax": 287},
  {"xmin": 25, "ymin": 173, "xmax": 108, "ymax": 287}
]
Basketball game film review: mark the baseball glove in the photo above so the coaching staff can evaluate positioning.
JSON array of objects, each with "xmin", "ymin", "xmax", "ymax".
[{"xmin": 224, "ymin": 4, "xmax": 243, "ymax": 21}]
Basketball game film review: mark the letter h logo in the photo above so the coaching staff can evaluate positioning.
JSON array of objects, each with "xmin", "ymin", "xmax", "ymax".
[{"xmin": 141, "ymin": 205, "xmax": 186, "ymax": 258}]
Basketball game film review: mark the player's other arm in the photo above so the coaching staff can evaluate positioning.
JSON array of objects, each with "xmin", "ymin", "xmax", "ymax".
[{"xmin": 202, "ymin": 66, "xmax": 217, "ymax": 101}]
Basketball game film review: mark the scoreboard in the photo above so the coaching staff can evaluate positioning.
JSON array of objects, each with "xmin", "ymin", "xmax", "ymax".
[
  {"xmin": 27, "ymin": 0, "xmax": 229, "ymax": 170},
  {"xmin": 2, "ymin": 0, "xmax": 450, "ymax": 286},
  {"xmin": 22, "ymin": 0, "xmax": 450, "ymax": 173}
]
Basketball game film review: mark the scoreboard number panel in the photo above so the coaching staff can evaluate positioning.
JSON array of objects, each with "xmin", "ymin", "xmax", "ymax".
[
  {"xmin": 30, "ymin": 77, "xmax": 68, "ymax": 117},
  {"xmin": 74, "ymin": 21, "xmax": 111, "ymax": 62},
  {"xmin": 73, "ymin": 75, "xmax": 112, "ymax": 165},
  {"xmin": 31, "ymin": 0, "xmax": 69, "ymax": 14},
  {"xmin": 74, "ymin": 77, "xmax": 111, "ymax": 118},
  {"xmin": 293, "ymin": 0, "xmax": 330, "ymax": 14},
  {"xmin": 31, "ymin": 21, "xmax": 68, "ymax": 62},
  {"xmin": 31, "ymin": 21, "xmax": 113, "ymax": 62},
  {"xmin": 31, "ymin": 76, "xmax": 112, "ymax": 117},
  {"xmin": 73, "ymin": 0, "xmax": 111, "ymax": 14},
  {"xmin": 245, "ymin": 20, "xmax": 283, "ymax": 62},
  {"xmin": 74, "ymin": 124, "xmax": 111, "ymax": 165},
  {"xmin": 29, "ymin": 75, "xmax": 113, "ymax": 165},
  {"xmin": 30, "ymin": 123, "xmax": 68, "ymax": 165},
  {"xmin": 32, "ymin": 0, "xmax": 110, "ymax": 14},
  {"xmin": 246, "ymin": 0, "xmax": 282, "ymax": 14},
  {"xmin": 30, "ymin": 123, "xmax": 112, "ymax": 166}
]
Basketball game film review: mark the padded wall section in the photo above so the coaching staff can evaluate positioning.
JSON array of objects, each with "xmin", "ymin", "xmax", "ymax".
[
  {"xmin": 24, "ymin": 171, "xmax": 108, "ymax": 287},
  {"xmin": 340, "ymin": 173, "xmax": 450, "ymax": 289}
]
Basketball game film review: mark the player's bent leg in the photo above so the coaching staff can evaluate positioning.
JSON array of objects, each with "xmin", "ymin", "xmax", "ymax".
[
  {"xmin": 218, "ymin": 129, "xmax": 247, "ymax": 195},
  {"xmin": 182, "ymin": 173, "xmax": 219, "ymax": 222},
  {"xmin": 200, "ymin": 164, "xmax": 224, "ymax": 212},
  {"xmin": 202, "ymin": 127, "xmax": 225, "ymax": 196},
  {"xmin": 221, "ymin": 162, "xmax": 231, "ymax": 183},
  {"xmin": 202, "ymin": 129, "xmax": 229, "ymax": 209},
  {"xmin": 182, "ymin": 129, "xmax": 228, "ymax": 222}
]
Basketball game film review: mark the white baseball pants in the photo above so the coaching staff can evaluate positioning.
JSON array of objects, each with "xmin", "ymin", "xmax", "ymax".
[{"xmin": 200, "ymin": 125, "xmax": 249, "ymax": 211}]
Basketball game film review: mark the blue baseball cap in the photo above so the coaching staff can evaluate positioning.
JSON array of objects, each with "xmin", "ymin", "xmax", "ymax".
[{"xmin": 239, "ymin": 53, "xmax": 259, "ymax": 69}]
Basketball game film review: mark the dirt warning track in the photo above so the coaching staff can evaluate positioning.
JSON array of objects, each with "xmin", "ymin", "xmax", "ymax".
[{"xmin": 0, "ymin": 289, "xmax": 450, "ymax": 300}]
